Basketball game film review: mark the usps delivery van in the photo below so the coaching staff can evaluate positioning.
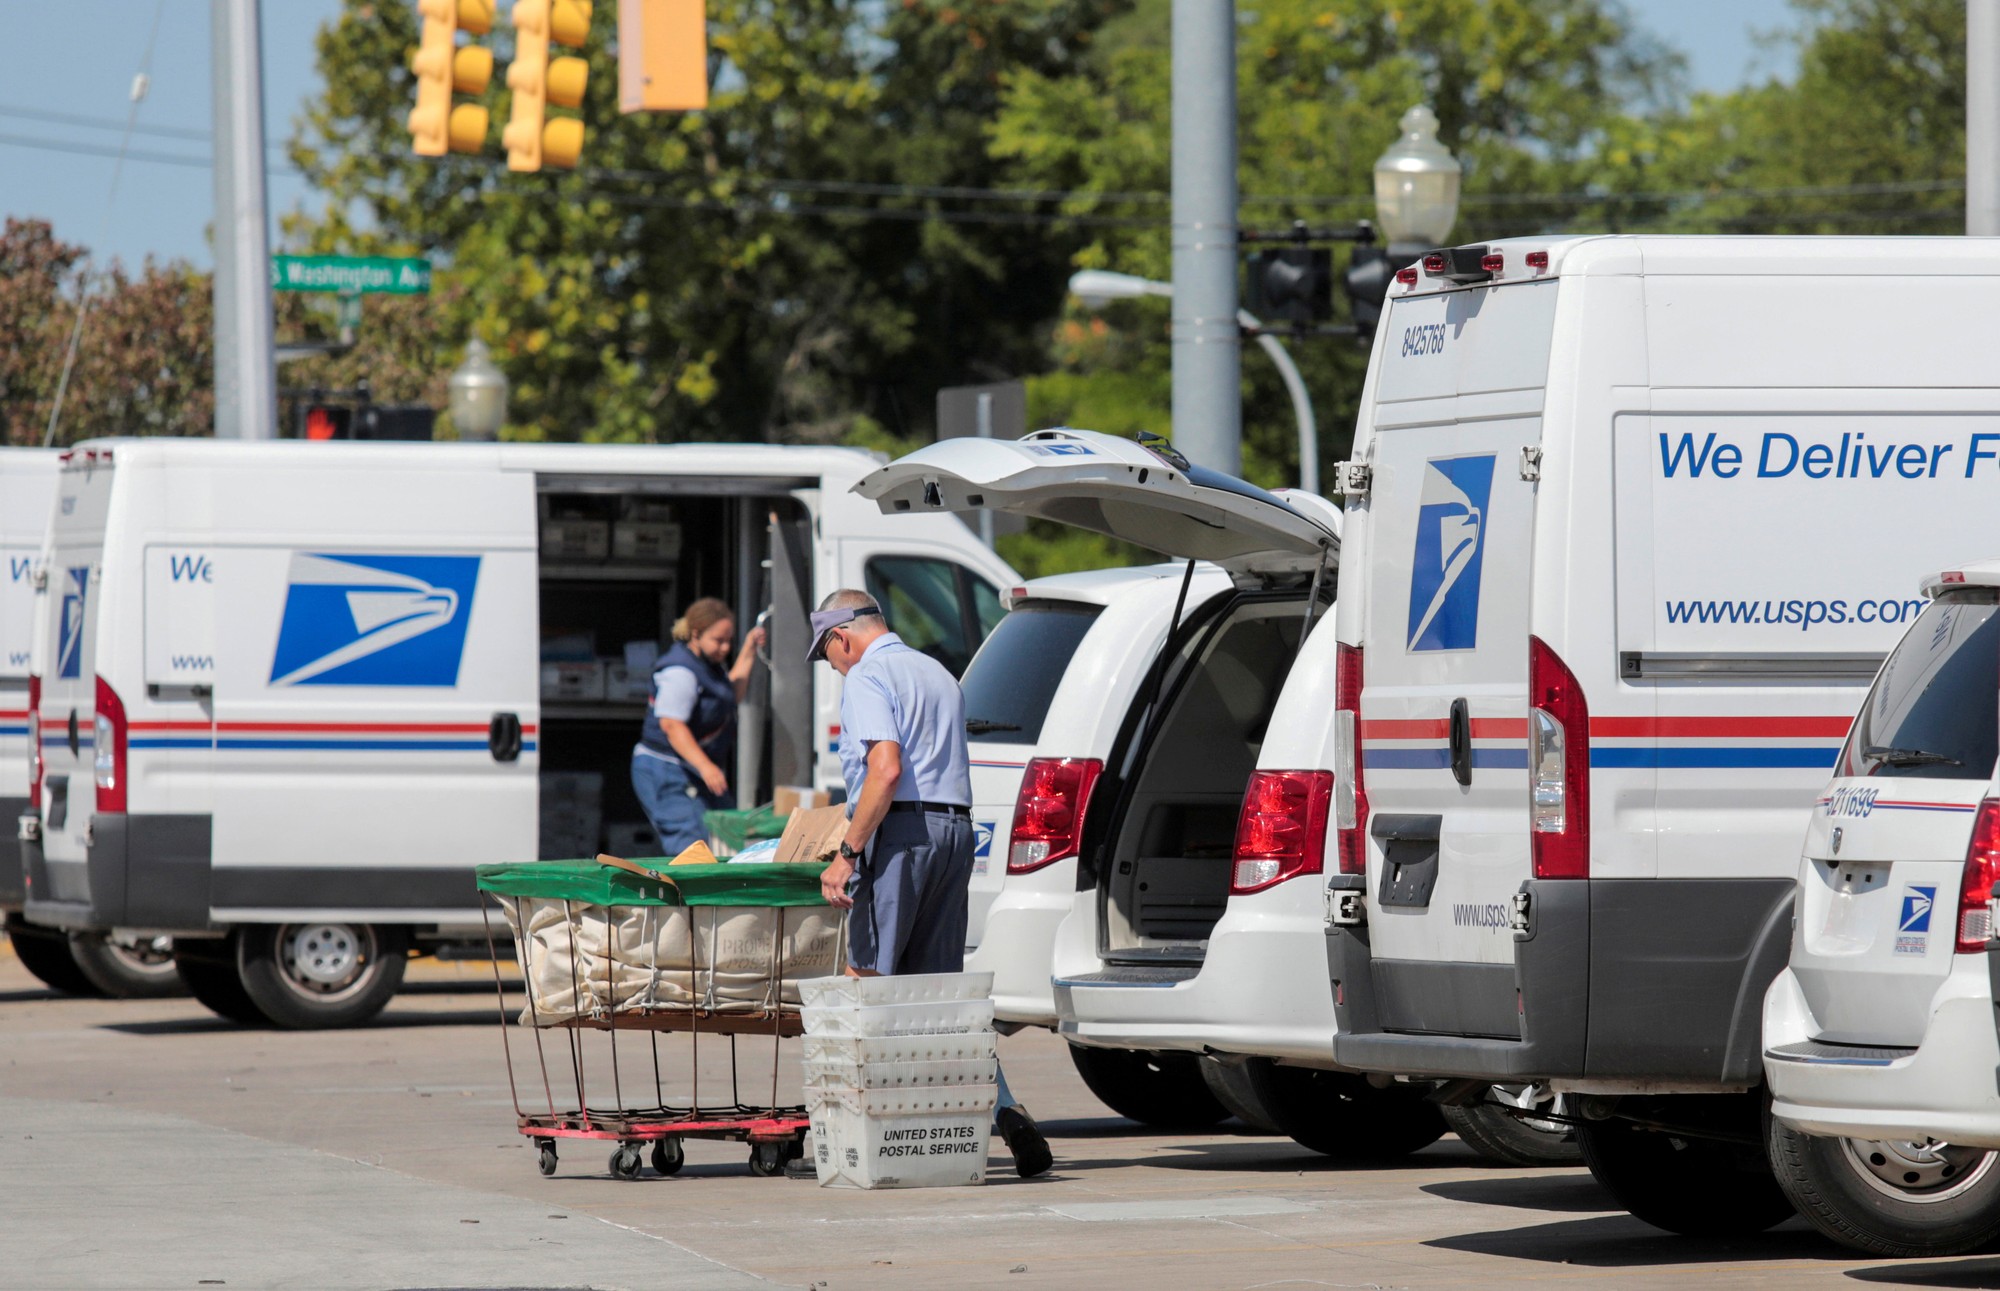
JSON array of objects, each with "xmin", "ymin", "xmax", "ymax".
[
  {"xmin": 19, "ymin": 438, "xmax": 1012, "ymax": 1027},
  {"xmin": 1327, "ymin": 234, "xmax": 2000, "ymax": 1233}
]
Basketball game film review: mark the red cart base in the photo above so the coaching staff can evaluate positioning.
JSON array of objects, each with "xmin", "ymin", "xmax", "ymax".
[{"xmin": 520, "ymin": 1110, "xmax": 811, "ymax": 1179}]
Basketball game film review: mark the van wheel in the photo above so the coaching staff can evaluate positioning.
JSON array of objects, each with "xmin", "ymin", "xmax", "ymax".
[
  {"xmin": 4, "ymin": 915, "xmax": 103, "ymax": 997},
  {"xmin": 1577, "ymin": 1116, "xmax": 1793, "ymax": 1236},
  {"xmin": 1242, "ymin": 1059, "xmax": 1446, "ymax": 1160},
  {"xmin": 68, "ymin": 932, "xmax": 186, "ymax": 999},
  {"xmin": 1198, "ymin": 1057, "xmax": 1282, "ymax": 1133},
  {"xmin": 172, "ymin": 943, "xmax": 268, "ymax": 1025},
  {"xmin": 1066, "ymin": 1044, "xmax": 1229, "ymax": 1129},
  {"xmin": 237, "ymin": 923, "xmax": 408, "ymax": 1030},
  {"xmin": 1769, "ymin": 1117, "xmax": 2000, "ymax": 1256},
  {"xmin": 1442, "ymin": 1095, "xmax": 1582, "ymax": 1167}
]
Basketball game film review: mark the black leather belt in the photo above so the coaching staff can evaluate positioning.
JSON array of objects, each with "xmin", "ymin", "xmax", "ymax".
[{"xmin": 887, "ymin": 801, "xmax": 971, "ymax": 818}]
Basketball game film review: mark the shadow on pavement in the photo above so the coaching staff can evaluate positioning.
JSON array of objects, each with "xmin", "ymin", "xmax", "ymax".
[
  {"xmin": 1044, "ymin": 1136, "xmax": 1501, "ymax": 1175},
  {"xmin": 1848, "ymin": 1258, "xmax": 2000, "ymax": 1287},
  {"xmin": 1422, "ymin": 1172, "xmax": 1616, "ymax": 1214},
  {"xmin": 400, "ymin": 979, "xmax": 522, "ymax": 997},
  {"xmin": 98, "ymin": 1008, "xmax": 500, "ymax": 1036},
  {"xmin": 1426, "ymin": 1212, "xmax": 1833, "ymax": 1267},
  {"xmin": 0, "ymin": 988, "xmax": 73, "ymax": 1004}
]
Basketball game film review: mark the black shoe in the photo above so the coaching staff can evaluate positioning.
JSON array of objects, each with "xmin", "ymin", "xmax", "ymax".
[
  {"xmin": 997, "ymin": 1104, "xmax": 1053, "ymax": 1179},
  {"xmin": 785, "ymin": 1154, "xmax": 819, "ymax": 1180}
]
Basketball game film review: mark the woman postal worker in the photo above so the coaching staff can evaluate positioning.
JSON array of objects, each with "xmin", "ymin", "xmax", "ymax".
[{"xmin": 631, "ymin": 597, "xmax": 766, "ymax": 855}]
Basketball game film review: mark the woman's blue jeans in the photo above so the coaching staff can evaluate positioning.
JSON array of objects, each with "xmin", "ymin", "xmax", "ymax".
[{"xmin": 631, "ymin": 752, "xmax": 734, "ymax": 856}]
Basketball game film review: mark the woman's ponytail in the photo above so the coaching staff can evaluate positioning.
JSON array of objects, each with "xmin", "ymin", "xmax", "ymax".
[{"xmin": 672, "ymin": 597, "xmax": 734, "ymax": 644}]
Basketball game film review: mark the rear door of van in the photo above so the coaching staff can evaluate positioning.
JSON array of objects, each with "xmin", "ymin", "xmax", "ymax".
[{"xmin": 1352, "ymin": 281, "xmax": 1556, "ymax": 1039}]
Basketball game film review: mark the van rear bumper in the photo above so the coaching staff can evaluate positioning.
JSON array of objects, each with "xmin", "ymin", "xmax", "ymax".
[
  {"xmin": 23, "ymin": 813, "xmax": 216, "ymax": 933},
  {"xmin": 1330, "ymin": 877, "xmax": 1795, "ymax": 1086},
  {"xmin": 0, "ymin": 797, "xmax": 28, "ymax": 909}
]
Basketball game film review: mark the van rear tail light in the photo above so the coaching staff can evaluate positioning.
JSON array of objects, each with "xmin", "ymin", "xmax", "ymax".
[
  {"xmin": 1333, "ymin": 643, "xmax": 1368, "ymax": 875},
  {"xmin": 93, "ymin": 675, "xmax": 127, "ymax": 814},
  {"xmin": 1007, "ymin": 757, "xmax": 1102, "ymax": 874},
  {"xmin": 1395, "ymin": 267, "xmax": 1419, "ymax": 286},
  {"xmin": 1525, "ymin": 250, "xmax": 1550, "ymax": 270},
  {"xmin": 26, "ymin": 674, "xmax": 42, "ymax": 811},
  {"xmin": 1231, "ymin": 770, "xmax": 1333, "ymax": 894},
  {"xmin": 1480, "ymin": 252, "xmax": 1504, "ymax": 273},
  {"xmin": 1528, "ymin": 636, "xmax": 1589, "ymax": 879},
  {"xmin": 1957, "ymin": 798, "xmax": 2000, "ymax": 952},
  {"xmin": 1421, "ymin": 252, "xmax": 1448, "ymax": 274}
]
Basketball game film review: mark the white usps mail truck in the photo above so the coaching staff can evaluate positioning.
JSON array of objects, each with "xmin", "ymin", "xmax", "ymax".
[
  {"xmin": 19, "ymin": 438, "xmax": 1012, "ymax": 1027},
  {"xmin": 1327, "ymin": 234, "xmax": 2000, "ymax": 1234},
  {"xmin": 1, "ymin": 448, "xmax": 59, "ymax": 907}
]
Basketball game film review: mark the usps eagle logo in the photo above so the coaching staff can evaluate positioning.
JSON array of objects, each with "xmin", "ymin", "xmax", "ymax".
[
  {"xmin": 268, "ymin": 553, "xmax": 481, "ymax": 688},
  {"xmin": 1406, "ymin": 455, "xmax": 1496, "ymax": 653},
  {"xmin": 56, "ymin": 566, "xmax": 89, "ymax": 679}
]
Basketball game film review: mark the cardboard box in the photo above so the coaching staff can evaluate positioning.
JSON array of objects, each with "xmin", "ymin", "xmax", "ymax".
[
  {"xmin": 540, "ymin": 518, "xmax": 611, "ymax": 561},
  {"xmin": 541, "ymin": 661, "xmax": 607, "ymax": 702},
  {"xmin": 604, "ymin": 661, "xmax": 655, "ymax": 704},
  {"xmin": 774, "ymin": 785, "xmax": 832, "ymax": 816},
  {"xmin": 774, "ymin": 805, "xmax": 851, "ymax": 866},
  {"xmin": 613, "ymin": 520, "xmax": 683, "ymax": 563}
]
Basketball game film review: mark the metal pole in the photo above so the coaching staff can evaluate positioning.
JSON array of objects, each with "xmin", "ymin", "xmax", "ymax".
[
  {"xmin": 975, "ymin": 391, "xmax": 996, "ymax": 548},
  {"xmin": 1974, "ymin": 1, "xmax": 2000, "ymax": 235},
  {"xmin": 1239, "ymin": 310, "xmax": 1317, "ymax": 496},
  {"xmin": 1170, "ymin": 0, "xmax": 1240, "ymax": 476},
  {"xmin": 211, "ymin": 0, "xmax": 277, "ymax": 439}
]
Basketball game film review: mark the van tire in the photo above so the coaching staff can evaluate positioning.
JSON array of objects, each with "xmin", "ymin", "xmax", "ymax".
[
  {"xmin": 1769, "ymin": 1118, "xmax": 2000, "ymax": 1257},
  {"xmin": 1442, "ymin": 1099, "xmax": 1582, "ymax": 1167},
  {"xmin": 1066, "ymin": 1044, "xmax": 1230, "ymax": 1129},
  {"xmin": 4, "ymin": 915, "xmax": 103, "ymax": 997},
  {"xmin": 1577, "ymin": 1116, "xmax": 1793, "ymax": 1236},
  {"xmin": 1199, "ymin": 1057, "xmax": 1283, "ymax": 1133},
  {"xmin": 1242, "ymin": 1059, "xmax": 1446, "ymax": 1160},
  {"xmin": 172, "ymin": 943, "xmax": 269, "ymax": 1025},
  {"xmin": 68, "ymin": 932, "xmax": 187, "ymax": 999},
  {"xmin": 237, "ymin": 923, "xmax": 408, "ymax": 1030}
]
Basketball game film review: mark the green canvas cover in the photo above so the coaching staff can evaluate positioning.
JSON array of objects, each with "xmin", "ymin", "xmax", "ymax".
[
  {"xmin": 704, "ymin": 803, "xmax": 788, "ymax": 853},
  {"xmin": 475, "ymin": 859, "xmax": 831, "ymax": 908}
]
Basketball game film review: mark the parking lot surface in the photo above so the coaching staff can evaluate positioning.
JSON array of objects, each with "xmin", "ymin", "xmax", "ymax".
[{"xmin": 0, "ymin": 945, "xmax": 1989, "ymax": 1291}]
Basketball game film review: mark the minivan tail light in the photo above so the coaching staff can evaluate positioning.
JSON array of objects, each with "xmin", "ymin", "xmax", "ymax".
[
  {"xmin": 93, "ymin": 675, "xmax": 127, "ymax": 814},
  {"xmin": 1528, "ymin": 636, "xmax": 1589, "ymax": 879},
  {"xmin": 1008, "ymin": 757, "xmax": 1102, "ymax": 874},
  {"xmin": 1231, "ymin": 769, "xmax": 1334, "ymax": 894},
  {"xmin": 26, "ymin": 674, "xmax": 42, "ymax": 811},
  {"xmin": 1333, "ymin": 643, "xmax": 1367, "ymax": 875},
  {"xmin": 1957, "ymin": 798, "xmax": 2000, "ymax": 952}
]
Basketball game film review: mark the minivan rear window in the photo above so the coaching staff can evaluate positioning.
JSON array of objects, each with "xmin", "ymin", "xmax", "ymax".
[
  {"xmin": 957, "ymin": 601, "xmax": 1102, "ymax": 744},
  {"xmin": 1841, "ymin": 589, "xmax": 2000, "ymax": 781}
]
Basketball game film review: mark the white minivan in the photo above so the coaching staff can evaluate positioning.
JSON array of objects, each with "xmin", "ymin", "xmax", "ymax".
[
  {"xmin": 1326, "ymin": 235, "xmax": 2000, "ymax": 1233},
  {"xmin": 1765, "ymin": 562, "xmax": 2000, "ymax": 1257},
  {"xmin": 19, "ymin": 438, "xmax": 1012, "ymax": 1027}
]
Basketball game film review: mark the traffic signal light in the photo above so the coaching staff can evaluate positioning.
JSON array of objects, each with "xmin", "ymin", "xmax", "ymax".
[
  {"xmin": 299, "ymin": 403, "xmax": 353, "ymax": 441},
  {"xmin": 505, "ymin": 0, "xmax": 592, "ymax": 172},
  {"xmin": 408, "ymin": 0, "xmax": 497, "ymax": 157},
  {"xmin": 1245, "ymin": 246, "xmax": 1333, "ymax": 327},
  {"xmin": 618, "ymin": 0, "xmax": 709, "ymax": 113},
  {"xmin": 1342, "ymin": 244, "xmax": 1395, "ymax": 340}
]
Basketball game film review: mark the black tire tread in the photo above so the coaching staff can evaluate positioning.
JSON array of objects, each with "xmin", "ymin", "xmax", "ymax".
[
  {"xmin": 1442, "ymin": 1101, "xmax": 1583, "ymax": 1168},
  {"xmin": 69, "ymin": 932, "xmax": 187, "ymax": 1000},
  {"xmin": 4, "ymin": 917, "xmax": 102, "ymax": 997},
  {"xmin": 236, "ymin": 924, "xmax": 407, "ymax": 1030},
  {"xmin": 1066, "ymin": 1044, "xmax": 1230, "ymax": 1129},
  {"xmin": 172, "ymin": 946, "xmax": 269, "ymax": 1025},
  {"xmin": 1577, "ymin": 1116, "xmax": 1793, "ymax": 1237},
  {"xmin": 1242, "ymin": 1059, "xmax": 1446, "ymax": 1160},
  {"xmin": 1768, "ymin": 1117, "xmax": 2000, "ymax": 1258},
  {"xmin": 1199, "ymin": 1058, "xmax": 1284, "ymax": 1134}
]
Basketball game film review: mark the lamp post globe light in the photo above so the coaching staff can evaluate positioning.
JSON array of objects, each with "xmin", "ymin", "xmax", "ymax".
[
  {"xmin": 1373, "ymin": 105, "xmax": 1463, "ymax": 253},
  {"xmin": 448, "ymin": 338, "xmax": 509, "ymax": 441},
  {"xmin": 1066, "ymin": 269, "xmax": 1320, "ymax": 496}
]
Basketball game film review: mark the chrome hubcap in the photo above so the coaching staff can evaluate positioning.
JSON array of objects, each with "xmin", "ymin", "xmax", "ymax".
[
  {"xmin": 278, "ymin": 923, "xmax": 373, "ymax": 996},
  {"xmin": 1842, "ymin": 1136, "xmax": 1997, "ymax": 1202}
]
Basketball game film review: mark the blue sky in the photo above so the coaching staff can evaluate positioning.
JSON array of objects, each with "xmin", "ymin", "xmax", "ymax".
[{"xmin": 0, "ymin": 0, "xmax": 1803, "ymax": 272}]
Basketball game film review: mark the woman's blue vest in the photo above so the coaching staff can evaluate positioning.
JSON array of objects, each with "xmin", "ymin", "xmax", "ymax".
[{"xmin": 638, "ymin": 641, "xmax": 737, "ymax": 768}]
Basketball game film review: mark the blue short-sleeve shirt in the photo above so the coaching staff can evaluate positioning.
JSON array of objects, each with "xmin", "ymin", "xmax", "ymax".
[{"xmin": 837, "ymin": 632, "xmax": 972, "ymax": 813}]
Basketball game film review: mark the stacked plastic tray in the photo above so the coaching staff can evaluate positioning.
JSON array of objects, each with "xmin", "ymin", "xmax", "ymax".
[{"xmin": 799, "ymin": 972, "xmax": 998, "ymax": 1189}]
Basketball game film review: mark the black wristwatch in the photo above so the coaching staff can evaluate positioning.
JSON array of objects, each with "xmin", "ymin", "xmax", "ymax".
[{"xmin": 838, "ymin": 841, "xmax": 862, "ymax": 862}]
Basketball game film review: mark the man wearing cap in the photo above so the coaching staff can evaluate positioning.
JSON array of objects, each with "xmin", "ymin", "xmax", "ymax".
[{"xmin": 807, "ymin": 588, "xmax": 1053, "ymax": 1178}]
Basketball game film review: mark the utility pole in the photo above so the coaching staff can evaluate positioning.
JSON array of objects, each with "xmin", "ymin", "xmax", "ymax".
[
  {"xmin": 1170, "ymin": 0, "xmax": 1240, "ymax": 476},
  {"xmin": 211, "ymin": 0, "xmax": 277, "ymax": 439},
  {"xmin": 1973, "ymin": 0, "xmax": 2000, "ymax": 235}
]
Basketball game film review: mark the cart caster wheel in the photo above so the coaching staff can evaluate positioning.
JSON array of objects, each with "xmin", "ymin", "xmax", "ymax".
[
  {"xmin": 748, "ymin": 1141, "xmax": 787, "ymax": 1177},
  {"xmin": 536, "ymin": 1142, "xmax": 558, "ymax": 1177},
  {"xmin": 610, "ymin": 1144, "xmax": 643, "ymax": 1180},
  {"xmin": 650, "ymin": 1138, "xmax": 685, "ymax": 1177}
]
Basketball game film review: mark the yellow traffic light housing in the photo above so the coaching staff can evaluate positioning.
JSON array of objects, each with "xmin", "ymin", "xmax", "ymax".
[
  {"xmin": 408, "ymin": 0, "xmax": 497, "ymax": 157},
  {"xmin": 618, "ymin": 0, "xmax": 708, "ymax": 113},
  {"xmin": 505, "ymin": 0, "xmax": 592, "ymax": 172}
]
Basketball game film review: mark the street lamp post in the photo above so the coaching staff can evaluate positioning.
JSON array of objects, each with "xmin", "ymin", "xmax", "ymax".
[
  {"xmin": 1372, "ymin": 105, "xmax": 1464, "ymax": 257},
  {"xmin": 449, "ymin": 339, "xmax": 509, "ymax": 441},
  {"xmin": 1069, "ymin": 270, "xmax": 1319, "ymax": 496}
]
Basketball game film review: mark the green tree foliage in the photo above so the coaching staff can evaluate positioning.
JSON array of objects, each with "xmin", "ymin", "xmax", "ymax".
[
  {"xmin": 1584, "ymin": 0, "xmax": 1964, "ymax": 235},
  {"xmin": 990, "ymin": 0, "xmax": 1679, "ymax": 497},
  {"xmin": 291, "ymin": 0, "xmax": 1117, "ymax": 444}
]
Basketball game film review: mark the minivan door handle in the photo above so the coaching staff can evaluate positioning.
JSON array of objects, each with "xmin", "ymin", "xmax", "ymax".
[
  {"xmin": 1448, "ymin": 698, "xmax": 1472, "ymax": 787},
  {"xmin": 488, "ymin": 712, "xmax": 523, "ymax": 763}
]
